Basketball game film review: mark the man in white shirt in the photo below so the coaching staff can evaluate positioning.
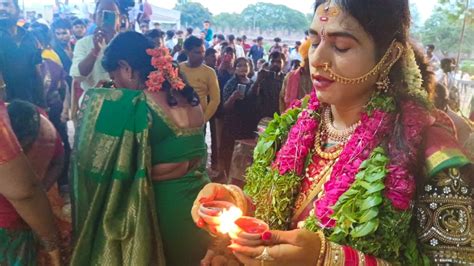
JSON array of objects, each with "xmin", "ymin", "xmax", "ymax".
[
  {"xmin": 227, "ymin": 34, "xmax": 245, "ymax": 58},
  {"xmin": 70, "ymin": 0, "xmax": 120, "ymax": 114},
  {"xmin": 165, "ymin": 30, "xmax": 176, "ymax": 51}
]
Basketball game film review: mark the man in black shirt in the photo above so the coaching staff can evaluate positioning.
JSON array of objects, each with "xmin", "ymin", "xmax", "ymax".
[
  {"xmin": 0, "ymin": 0, "xmax": 45, "ymax": 106},
  {"xmin": 252, "ymin": 51, "xmax": 286, "ymax": 120}
]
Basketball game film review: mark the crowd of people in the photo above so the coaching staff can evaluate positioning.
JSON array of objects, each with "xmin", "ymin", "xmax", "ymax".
[{"xmin": 0, "ymin": 0, "xmax": 473, "ymax": 265}]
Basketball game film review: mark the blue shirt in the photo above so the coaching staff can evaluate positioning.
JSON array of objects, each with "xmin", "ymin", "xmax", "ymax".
[
  {"xmin": 249, "ymin": 45, "xmax": 264, "ymax": 64},
  {"xmin": 204, "ymin": 28, "xmax": 213, "ymax": 42}
]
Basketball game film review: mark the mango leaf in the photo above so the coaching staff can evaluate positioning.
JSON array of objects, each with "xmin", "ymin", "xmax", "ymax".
[
  {"xmin": 359, "ymin": 208, "xmax": 379, "ymax": 223},
  {"xmin": 365, "ymin": 183, "xmax": 385, "ymax": 194},
  {"xmin": 351, "ymin": 219, "xmax": 379, "ymax": 238},
  {"xmin": 360, "ymin": 194, "xmax": 383, "ymax": 211},
  {"xmin": 365, "ymin": 172, "xmax": 386, "ymax": 183}
]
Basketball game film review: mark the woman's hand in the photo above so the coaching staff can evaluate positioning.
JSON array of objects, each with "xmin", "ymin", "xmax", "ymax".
[
  {"xmin": 48, "ymin": 249, "xmax": 62, "ymax": 266},
  {"xmin": 229, "ymin": 229, "xmax": 323, "ymax": 266},
  {"xmin": 200, "ymin": 249, "xmax": 241, "ymax": 266},
  {"xmin": 191, "ymin": 183, "xmax": 236, "ymax": 234}
]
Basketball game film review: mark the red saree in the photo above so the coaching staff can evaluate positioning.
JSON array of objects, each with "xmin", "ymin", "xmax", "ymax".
[{"xmin": 26, "ymin": 114, "xmax": 72, "ymax": 265}]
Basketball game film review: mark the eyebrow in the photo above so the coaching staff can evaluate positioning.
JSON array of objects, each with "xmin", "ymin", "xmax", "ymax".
[{"xmin": 308, "ymin": 28, "xmax": 361, "ymax": 44}]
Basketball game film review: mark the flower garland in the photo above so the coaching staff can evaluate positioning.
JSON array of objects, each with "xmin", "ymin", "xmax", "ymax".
[
  {"xmin": 146, "ymin": 47, "xmax": 185, "ymax": 92},
  {"xmin": 273, "ymin": 91, "xmax": 319, "ymax": 176},
  {"xmin": 314, "ymin": 103, "xmax": 395, "ymax": 227},
  {"xmin": 245, "ymin": 42, "xmax": 434, "ymax": 264}
]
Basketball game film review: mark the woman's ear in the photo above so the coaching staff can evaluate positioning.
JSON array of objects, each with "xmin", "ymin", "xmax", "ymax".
[{"xmin": 118, "ymin": 60, "xmax": 133, "ymax": 80}]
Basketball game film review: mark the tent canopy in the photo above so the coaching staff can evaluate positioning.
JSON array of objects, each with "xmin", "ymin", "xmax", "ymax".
[{"xmin": 150, "ymin": 5, "xmax": 181, "ymax": 28}]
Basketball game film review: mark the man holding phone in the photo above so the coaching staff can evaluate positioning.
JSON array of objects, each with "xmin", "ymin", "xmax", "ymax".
[
  {"xmin": 70, "ymin": 0, "xmax": 120, "ymax": 119},
  {"xmin": 251, "ymin": 51, "xmax": 286, "ymax": 121}
]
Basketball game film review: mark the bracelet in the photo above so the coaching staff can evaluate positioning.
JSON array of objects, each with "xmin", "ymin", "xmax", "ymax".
[
  {"xmin": 223, "ymin": 184, "xmax": 247, "ymax": 215},
  {"xmin": 40, "ymin": 236, "xmax": 60, "ymax": 252},
  {"xmin": 323, "ymin": 242, "xmax": 344, "ymax": 266},
  {"xmin": 316, "ymin": 231, "xmax": 327, "ymax": 266}
]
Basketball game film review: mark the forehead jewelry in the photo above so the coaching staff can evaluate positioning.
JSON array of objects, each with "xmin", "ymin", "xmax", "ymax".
[{"xmin": 317, "ymin": 0, "xmax": 340, "ymax": 40}]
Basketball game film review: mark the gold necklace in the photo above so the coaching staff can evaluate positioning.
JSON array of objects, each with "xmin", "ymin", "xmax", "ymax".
[
  {"xmin": 314, "ymin": 126, "xmax": 343, "ymax": 160},
  {"xmin": 322, "ymin": 107, "xmax": 360, "ymax": 143}
]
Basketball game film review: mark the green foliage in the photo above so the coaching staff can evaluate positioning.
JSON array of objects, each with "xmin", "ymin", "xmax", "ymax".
[
  {"xmin": 420, "ymin": 1, "xmax": 474, "ymax": 55},
  {"xmin": 212, "ymin": 2, "xmax": 310, "ymax": 32},
  {"xmin": 303, "ymin": 147, "xmax": 427, "ymax": 265},
  {"xmin": 174, "ymin": 2, "xmax": 212, "ymax": 28},
  {"xmin": 245, "ymin": 98, "xmax": 308, "ymax": 230},
  {"xmin": 409, "ymin": 3, "xmax": 423, "ymax": 40},
  {"xmin": 460, "ymin": 59, "xmax": 474, "ymax": 75},
  {"xmin": 329, "ymin": 147, "xmax": 388, "ymax": 242},
  {"xmin": 213, "ymin": 13, "xmax": 242, "ymax": 31}
]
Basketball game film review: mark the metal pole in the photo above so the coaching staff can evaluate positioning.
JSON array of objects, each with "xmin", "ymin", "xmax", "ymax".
[{"xmin": 456, "ymin": 0, "xmax": 469, "ymax": 65}]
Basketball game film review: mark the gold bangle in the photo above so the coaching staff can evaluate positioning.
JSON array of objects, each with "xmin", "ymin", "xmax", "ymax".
[
  {"xmin": 323, "ymin": 242, "xmax": 344, "ymax": 266},
  {"xmin": 224, "ymin": 184, "xmax": 247, "ymax": 215},
  {"xmin": 316, "ymin": 231, "xmax": 327, "ymax": 266},
  {"xmin": 40, "ymin": 236, "xmax": 60, "ymax": 252}
]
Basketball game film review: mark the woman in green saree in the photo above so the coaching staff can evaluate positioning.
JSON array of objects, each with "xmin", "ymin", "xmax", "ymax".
[{"xmin": 70, "ymin": 31, "xmax": 210, "ymax": 265}]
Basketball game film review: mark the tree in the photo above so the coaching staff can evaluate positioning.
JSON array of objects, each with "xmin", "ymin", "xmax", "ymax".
[
  {"xmin": 420, "ymin": 1, "xmax": 474, "ymax": 57},
  {"xmin": 437, "ymin": 0, "xmax": 473, "ymax": 61},
  {"xmin": 174, "ymin": 2, "xmax": 212, "ymax": 28},
  {"xmin": 214, "ymin": 13, "xmax": 242, "ymax": 31},
  {"xmin": 409, "ymin": 3, "xmax": 423, "ymax": 40},
  {"xmin": 239, "ymin": 2, "xmax": 310, "ymax": 33}
]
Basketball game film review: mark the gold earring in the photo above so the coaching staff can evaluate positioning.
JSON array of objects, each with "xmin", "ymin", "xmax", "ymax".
[{"xmin": 376, "ymin": 76, "xmax": 390, "ymax": 93}]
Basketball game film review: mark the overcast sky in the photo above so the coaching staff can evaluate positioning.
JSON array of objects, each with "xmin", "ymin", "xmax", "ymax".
[{"xmin": 152, "ymin": 0, "xmax": 436, "ymax": 22}]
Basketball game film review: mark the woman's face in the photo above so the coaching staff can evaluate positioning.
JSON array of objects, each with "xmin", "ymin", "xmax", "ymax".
[
  {"xmin": 308, "ymin": 3, "xmax": 378, "ymax": 108},
  {"xmin": 235, "ymin": 60, "xmax": 249, "ymax": 77}
]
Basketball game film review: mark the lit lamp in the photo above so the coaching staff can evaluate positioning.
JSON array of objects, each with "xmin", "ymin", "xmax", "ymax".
[{"xmin": 198, "ymin": 201, "xmax": 269, "ymax": 238}]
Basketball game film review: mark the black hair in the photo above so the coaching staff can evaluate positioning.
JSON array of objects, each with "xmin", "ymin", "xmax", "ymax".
[
  {"xmin": 227, "ymin": 34, "xmax": 235, "ymax": 42},
  {"xmin": 440, "ymin": 58, "xmax": 453, "ymax": 73},
  {"xmin": 234, "ymin": 57, "xmax": 249, "ymax": 69},
  {"xmin": 183, "ymin": 36, "xmax": 203, "ymax": 51},
  {"xmin": 166, "ymin": 30, "xmax": 175, "ymax": 39},
  {"xmin": 145, "ymin": 29, "xmax": 164, "ymax": 40},
  {"xmin": 241, "ymin": 35, "xmax": 247, "ymax": 40},
  {"xmin": 176, "ymin": 30, "xmax": 184, "ymax": 35},
  {"xmin": 216, "ymin": 34, "xmax": 225, "ymax": 41},
  {"xmin": 257, "ymin": 36, "xmax": 263, "ymax": 42},
  {"xmin": 177, "ymin": 52, "xmax": 188, "ymax": 63},
  {"xmin": 274, "ymin": 37, "xmax": 281, "ymax": 43},
  {"xmin": 220, "ymin": 41, "xmax": 229, "ymax": 49},
  {"xmin": 433, "ymin": 82, "xmax": 449, "ymax": 110},
  {"xmin": 291, "ymin": 59, "xmax": 301, "ymax": 69},
  {"xmin": 205, "ymin": 47, "xmax": 217, "ymax": 57},
  {"xmin": 30, "ymin": 22, "xmax": 52, "ymax": 48},
  {"xmin": 186, "ymin": 27, "xmax": 194, "ymax": 35},
  {"xmin": 223, "ymin": 46, "xmax": 235, "ymax": 55},
  {"xmin": 102, "ymin": 31, "xmax": 198, "ymax": 106},
  {"xmin": 102, "ymin": 31, "xmax": 155, "ymax": 82},
  {"xmin": 72, "ymin": 19, "xmax": 86, "ymax": 27},
  {"xmin": 7, "ymin": 100, "xmax": 40, "ymax": 149},
  {"xmin": 314, "ymin": 0, "xmax": 434, "ymax": 103},
  {"xmin": 51, "ymin": 19, "xmax": 72, "ymax": 31},
  {"xmin": 236, "ymin": 37, "xmax": 242, "ymax": 42},
  {"xmin": 269, "ymin": 51, "xmax": 285, "ymax": 62},
  {"xmin": 203, "ymin": 20, "xmax": 211, "ymax": 24},
  {"xmin": 426, "ymin": 44, "xmax": 435, "ymax": 50},
  {"xmin": 295, "ymin": 41, "xmax": 302, "ymax": 46}
]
